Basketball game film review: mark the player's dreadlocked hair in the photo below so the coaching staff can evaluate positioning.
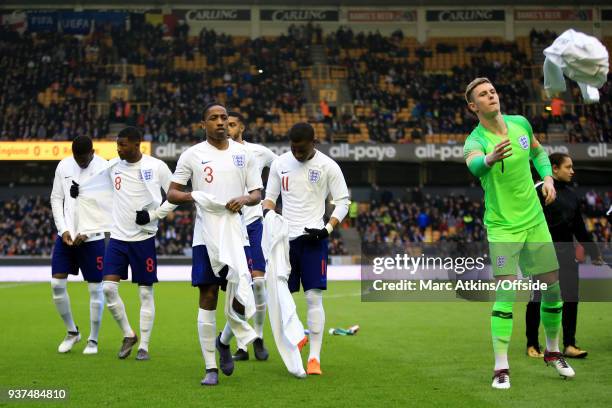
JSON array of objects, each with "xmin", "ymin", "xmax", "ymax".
[{"xmin": 72, "ymin": 136, "xmax": 93, "ymax": 155}]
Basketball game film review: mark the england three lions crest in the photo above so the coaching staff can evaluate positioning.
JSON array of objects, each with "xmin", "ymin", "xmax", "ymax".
[
  {"xmin": 139, "ymin": 169, "xmax": 153, "ymax": 181},
  {"xmin": 232, "ymin": 154, "xmax": 246, "ymax": 168},
  {"xmin": 518, "ymin": 135, "xmax": 529, "ymax": 150},
  {"xmin": 308, "ymin": 169, "xmax": 321, "ymax": 183}
]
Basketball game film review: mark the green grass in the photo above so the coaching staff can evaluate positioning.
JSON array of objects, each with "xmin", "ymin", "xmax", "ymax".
[{"xmin": 1, "ymin": 281, "xmax": 611, "ymax": 407}]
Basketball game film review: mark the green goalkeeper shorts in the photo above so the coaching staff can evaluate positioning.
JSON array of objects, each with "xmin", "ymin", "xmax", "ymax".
[{"xmin": 487, "ymin": 221, "xmax": 559, "ymax": 277}]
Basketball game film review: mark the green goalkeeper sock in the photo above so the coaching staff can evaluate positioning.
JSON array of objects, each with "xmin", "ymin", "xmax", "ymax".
[
  {"xmin": 541, "ymin": 281, "xmax": 563, "ymax": 353},
  {"xmin": 491, "ymin": 288, "xmax": 515, "ymax": 370}
]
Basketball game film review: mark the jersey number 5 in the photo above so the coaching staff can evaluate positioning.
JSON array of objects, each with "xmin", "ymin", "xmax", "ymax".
[{"xmin": 204, "ymin": 166, "xmax": 214, "ymax": 183}]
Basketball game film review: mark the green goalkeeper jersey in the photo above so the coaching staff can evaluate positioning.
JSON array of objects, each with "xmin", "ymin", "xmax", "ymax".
[{"xmin": 464, "ymin": 115, "xmax": 550, "ymax": 232}]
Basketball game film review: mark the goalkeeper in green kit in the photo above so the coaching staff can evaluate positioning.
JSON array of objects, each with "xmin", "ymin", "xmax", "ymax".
[{"xmin": 463, "ymin": 78, "xmax": 575, "ymax": 389}]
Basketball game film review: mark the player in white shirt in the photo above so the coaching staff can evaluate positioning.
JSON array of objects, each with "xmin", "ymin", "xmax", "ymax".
[
  {"xmin": 50, "ymin": 136, "xmax": 108, "ymax": 354},
  {"xmin": 167, "ymin": 103, "xmax": 263, "ymax": 386},
  {"xmin": 262, "ymin": 122, "xmax": 350, "ymax": 375},
  {"xmin": 101, "ymin": 127, "xmax": 177, "ymax": 361},
  {"xmin": 227, "ymin": 111, "xmax": 278, "ymax": 361}
]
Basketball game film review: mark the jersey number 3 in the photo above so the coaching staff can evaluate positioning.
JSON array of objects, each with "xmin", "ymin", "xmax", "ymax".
[{"xmin": 204, "ymin": 166, "xmax": 214, "ymax": 183}]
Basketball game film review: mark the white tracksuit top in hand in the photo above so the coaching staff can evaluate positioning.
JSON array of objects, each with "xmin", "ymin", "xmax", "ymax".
[
  {"xmin": 543, "ymin": 29, "xmax": 609, "ymax": 103},
  {"xmin": 265, "ymin": 150, "xmax": 350, "ymax": 240},
  {"xmin": 50, "ymin": 154, "xmax": 108, "ymax": 243},
  {"xmin": 109, "ymin": 155, "xmax": 175, "ymax": 242},
  {"xmin": 240, "ymin": 141, "xmax": 278, "ymax": 226},
  {"xmin": 171, "ymin": 140, "xmax": 263, "ymax": 247}
]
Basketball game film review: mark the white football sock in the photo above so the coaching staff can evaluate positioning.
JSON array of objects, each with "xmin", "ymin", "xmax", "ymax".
[
  {"xmin": 197, "ymin": 308, "xmax": 217, "ymax": 370},
  {"xmin": 305, "ymin": 289, "xmax": 325, "ymax": 362},
  {"xmin": 546, "ymin": 339, "xmax": 560, "ymax": 353},
  {"xmin": 102, "ymin": 281, "xmax": 134, "ymax": 338},
  {"xmin": 138, "ymin": 285, "xmax": 155, "ymax": 352},
  {"xmin": 495, "ymin": 354, "xmax": 510, "ymax": 371},
  {"xmin": 253, "ymin": 277, "xmax": 267, "ymax": 339},
  {"xmin": 51, "ymin": 278, "xmax": 77, "ymax": 332},
  {"xmin": 220, "ymin": 321, "xmax": 234, "ymax": 346},
  {"xmin": 87, "ymin": 282, "xmax": 104, "ymax": 342}
]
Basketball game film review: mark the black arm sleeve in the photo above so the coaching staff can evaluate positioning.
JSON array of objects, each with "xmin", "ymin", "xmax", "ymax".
[{"xmin": 535, "ymin": 183, "xmax": 545, "ymax": 208}]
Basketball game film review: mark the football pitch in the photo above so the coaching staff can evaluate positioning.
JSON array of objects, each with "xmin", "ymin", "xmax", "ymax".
[{"xmin": 1, "ymin": 281, "xmax": 611, "ymax": 408}]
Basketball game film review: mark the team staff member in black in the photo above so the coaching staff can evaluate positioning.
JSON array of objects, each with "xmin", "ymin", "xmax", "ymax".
[{"xmin": 525, "ymin": 153, "xmax": 604, "ymax": 359}]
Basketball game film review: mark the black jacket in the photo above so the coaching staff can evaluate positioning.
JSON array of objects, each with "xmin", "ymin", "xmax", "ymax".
[{"xmin": 536, "ymin": 179, "xmax": 601, "ymax": 259}]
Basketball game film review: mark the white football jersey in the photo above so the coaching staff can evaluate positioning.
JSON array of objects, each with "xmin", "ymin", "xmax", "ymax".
[
  {"xmin": 50, "ymin": 154, "xmax": 108, "ymax": 242},
  {"xmin": 241, "ymin": 141, "xmax": 278, "ymax": 226},
  {"xmin": 109, "ymin": 157, "xmax": 173, "ymax": 241},
  {"xmin": 172, "ymin": 140, "xmax": 263, "ymax": 247},
  {"xmin": 265, "ymin": 150, "xmax": 349, "ymax": 239}
]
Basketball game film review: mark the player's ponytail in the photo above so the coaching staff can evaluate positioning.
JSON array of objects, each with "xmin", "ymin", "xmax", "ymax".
[{"xmin": 549, "ymin": 152, "xmax": 571, "ymax": 169}]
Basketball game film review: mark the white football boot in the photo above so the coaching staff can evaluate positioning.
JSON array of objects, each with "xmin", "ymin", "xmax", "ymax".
[
  {"xmin": 58, "ymin": 329, "xmax": 81, "ymax": 353},
  {"xmin": 545, "ymin": 351, "xmax": 575, "ymax": 378},
  {"xmin": 83, "ymin": 340, "xmax": 98, "ymax": 355},
  {"xmin": 491, "ymin": 369, "xmax": 511, "ymax": 389}
]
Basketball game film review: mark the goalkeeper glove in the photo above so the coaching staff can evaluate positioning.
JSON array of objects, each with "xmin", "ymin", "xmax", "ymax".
[{"xmin": 303, "ymin": 224, "xmax": 333, "ymax": 240}]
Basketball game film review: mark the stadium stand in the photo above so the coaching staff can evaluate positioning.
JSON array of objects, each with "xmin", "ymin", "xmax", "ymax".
[{"xmin": 1, "ymin": 24, "xmax": 610, "ymax": 143}]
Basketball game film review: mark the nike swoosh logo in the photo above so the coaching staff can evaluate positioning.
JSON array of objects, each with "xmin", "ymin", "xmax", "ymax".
[
  {"xmin": 202, "ymin": 160, "xmax": 212, "ymax": 165},
  {"xmin": 114, "ymin": 172, "xmax": 122, "ymax": 175},
  {"xmin": 281, "ymin": 170, "xmax": 290, "ymax": 174},
  {"xmin": 64, "ymin": 176, "xmax": 71, "ymax": 179}
]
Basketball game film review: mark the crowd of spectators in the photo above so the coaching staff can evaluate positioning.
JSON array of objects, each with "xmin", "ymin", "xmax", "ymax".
[
  {"xmin": 0, "ymin": 196, "xmax": 56, "ymax": 256},
  {"xmin": 355, "ymin": 188, "xmax": 611, "ymax": 255},
  {"xmin": 0, "ymin": 27, "xmax": 110, "ymax": 141},
  {"xmin": 325, "ymin": 27, "xmax": 610, "ymax": 143},
  {"xmin": 156, "ymin": 208, "xmax": 194, "ymax": 256},
  {"xmin": 127, "ymin": 26, "xmax": 310, "ymax": 143},
  {"xmin": 356, "ymin": 191, "xmax": 486, "ymax": 246},
  {"xmin": 1, "ymin": 191, "xmax": 609, "ymax": 257},
  {"xmin": 1, "ymin": 24, "xmax": 610, "ymax": 144},
  {"xmin": 0, "ymin": 23, "xmax": 310, "ymax": 143},
  {"xmin": 0, "ymin": 196, "xmax": 349, "ymax": 256}
]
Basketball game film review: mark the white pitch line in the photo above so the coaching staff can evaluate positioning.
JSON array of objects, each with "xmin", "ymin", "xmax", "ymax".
[
  {"xmin": 0, "ymin": 282, "xmax": 39, "ymax": 289},
  {"xmin": 319, "ymin": 292, "xmax": 363, "ymax": 299}
]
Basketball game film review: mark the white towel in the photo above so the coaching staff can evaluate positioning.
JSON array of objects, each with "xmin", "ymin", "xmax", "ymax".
[
  {"xmin": 543, "ymin": 29, "xmax": 609, "ymax": 103},
  {"xmin": 262, "ymin": 211, "xmax": 306, "ymax": 378},
  {"xmin": 74, "ymin": 165, "xmax": 113, "ymax": 237},
  {"xmin": 191, "ymin": 191, "xmax": 257, "ymax": 347}
]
